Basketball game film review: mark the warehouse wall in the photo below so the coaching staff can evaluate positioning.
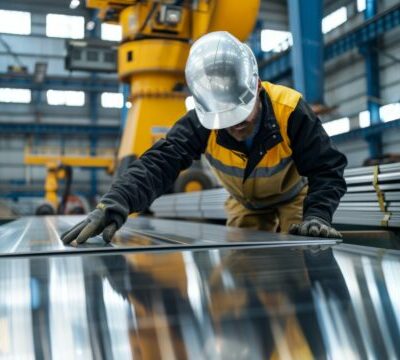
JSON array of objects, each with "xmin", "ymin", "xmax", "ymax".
[
  {"xmin": 1, "ymin": 0, "xmax": 399, "ymax": 206},
  {"xmin": 0, "ymin": 1, "xmax": 120, "ymax": 201},
  {"xmin": 258, "ymin": 0, "xmax": 400, "ymax": 168},
  {"xmin": 322, "ymin": 0, "xmax": 400, "ymax": 167}
]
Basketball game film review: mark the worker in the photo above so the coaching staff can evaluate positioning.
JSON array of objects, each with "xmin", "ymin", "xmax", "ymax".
[{"xmin": 61, "ymin": 31, "xmax": 347, "ymax": 245}]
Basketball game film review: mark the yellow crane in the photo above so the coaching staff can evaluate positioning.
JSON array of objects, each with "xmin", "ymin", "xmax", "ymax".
[
  {"xmin": 87, "ymin": 0, "xmax": 260, "ymax": 187},
  {"xmin": 24, "ymin": 146, "xmax": 115, "ymax": 214},
  {"xmin": 26, "ymin": 0, "xmax": 260, "ymax": 213}
]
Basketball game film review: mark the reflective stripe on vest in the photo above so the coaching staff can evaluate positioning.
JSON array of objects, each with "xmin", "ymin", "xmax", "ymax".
[{"xmin": 205, "ymin": 152, "xmax": 292, "ymax": 179}]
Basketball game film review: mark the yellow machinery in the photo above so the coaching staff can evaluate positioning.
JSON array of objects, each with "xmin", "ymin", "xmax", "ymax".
[
  {"xmin": 25, "ymin": 1, "xmax": 260, "ymax": 210},
  {"xmin": 87, "ymin": 0, "xmax": 260, "ymax": 188},
  {"xmin": 24, "ymin": 146, "xmax": 115, "ymax": 213}
]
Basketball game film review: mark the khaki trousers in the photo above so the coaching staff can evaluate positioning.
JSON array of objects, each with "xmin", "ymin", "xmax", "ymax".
[{"xmin": 225, "ymin": 186, "xmax": 307, "ymax": 233}]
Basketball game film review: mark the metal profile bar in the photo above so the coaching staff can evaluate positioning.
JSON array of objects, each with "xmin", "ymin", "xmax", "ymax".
[{"xmin": 152, "ymin": 162, "xmax": 400, "ymax": 228}]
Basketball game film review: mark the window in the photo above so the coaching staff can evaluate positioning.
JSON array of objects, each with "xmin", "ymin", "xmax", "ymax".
[
  {"xmin": 101, "ymin": 23, "xmax": 122, "ymax": 42},
  {"xmin": 46, "ymin": 14, "xmax": 84, "ymax": 39},
  {"xmin": 47, "ymin": 90, "xmax": 85, "ymax": 106},
  {"xmin": 357, "ymin": 0, "xmax": 367, "ymax": 12},
  {"xmin": 0, "ymin": 10, "xmax": 31, "ymax": 35},
  {"xmin": 261, "ymin": 30, "xmax": 293, "ymax": 53},
  {"xmin": 323, "ymin": 117, "xmax": 350, "ymax": 136},
  {"xmin": 101, "ymin": 92, "xmax": 123, "ymax": 108},
  {"xmin": 185, "ymin": 96, "xmax": 195, "ymax": 111},
  {"xmin": 359, "ymin": 110, "xmax": 370, "ymax": 128},
  {"xmin": 322, "ymin": 7, "xmax": 348, "ymax": 34},
  {"xmin": 380, "ymin": 103, "xmax": 400, "ymax": 123},
  {"xmin": 0, "ymin": 88, "xmax": 31, "ymax": 103}
]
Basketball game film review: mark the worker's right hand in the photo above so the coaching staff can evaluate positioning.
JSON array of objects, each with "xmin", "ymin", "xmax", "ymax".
[
  {"xmin": 288, "ymin": 216, "xmax": 342, "ymax": 239},
  {"xmin": 61, "ymin": 205, "xmax": 123, "ymax": 245}
]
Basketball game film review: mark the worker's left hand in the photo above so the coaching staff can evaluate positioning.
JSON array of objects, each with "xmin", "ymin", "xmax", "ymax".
[{"xmin": 288, "ymin": 217, "xmax": 342, "ymax": 239}]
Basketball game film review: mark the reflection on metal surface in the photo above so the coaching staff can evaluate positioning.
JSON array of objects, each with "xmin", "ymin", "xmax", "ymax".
[
  {"xmin": 0, "ymin": 258, "xmax": 35, "ymax": 359},
  {"xmin": 102, "ymin": 278, "xmax": 132, "ymax": 360},
  {"xmin": 331, "ymin": 246, "xmax": 400, "ymax": 360},
  {"xmin": 0, "ymin": 216, "xmax": 338, "ymax": 256},
  {"xmin": 0, "ymin": 244, "xmax": 399, "ymax": 359},
  {"xmin": 49, "ymin": 257, "xmax": 93, "ymax": 360}
]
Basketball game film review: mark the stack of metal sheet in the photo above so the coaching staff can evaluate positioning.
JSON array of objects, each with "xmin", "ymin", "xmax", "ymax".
[
  {"xmin": 334, "ymin": 163, "xmax": 400, "ymax": 227},
  {"xmin": 152, "ymin": 188, "xmax": 228, "ymax": 219},
  {"xmin": 151, "ymin": 163, "xmax": 400, "ymax": 228},
  {"xmin": 1, "ymin": 216, "xmax": 399, "ymax": 358}
]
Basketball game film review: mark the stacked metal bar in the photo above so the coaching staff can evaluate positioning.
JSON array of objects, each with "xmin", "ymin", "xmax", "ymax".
[
  {"xmin": 151, "ymin": 188, "xmax": 228, "ymax": 219},
  {"xmin": 334, "ymin": 163, "xmax": 400, "ymax": 227},
  {"xmin": 151, "ymin": 163, "xmax": 400, "ymax": 228}
]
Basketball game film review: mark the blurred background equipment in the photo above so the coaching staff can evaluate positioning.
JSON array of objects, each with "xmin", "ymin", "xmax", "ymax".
[
  {"xmin": 0, "ymin": 0, "xmax": 399, "ymax": 212},
  {"xmin": 0, "ymin": 1, "xmax": 400, "ymax": 358},
  {"xmin": 86, "ymin": 0, "xmax": 260, "ymax": 194}
]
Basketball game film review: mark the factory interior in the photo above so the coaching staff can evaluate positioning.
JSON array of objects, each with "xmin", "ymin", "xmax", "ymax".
[{"xmin": 0, "ymin": 0, "xmax": 400, "ymax": 358}]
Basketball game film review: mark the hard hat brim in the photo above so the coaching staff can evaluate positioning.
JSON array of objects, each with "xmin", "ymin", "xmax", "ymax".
[{"xmin": 195, "ymin": 95, "xmax": 257, "ymax": 130}]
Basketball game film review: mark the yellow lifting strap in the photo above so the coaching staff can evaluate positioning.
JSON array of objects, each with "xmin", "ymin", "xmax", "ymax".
[{"xmin": 373, "ymin": 165, "xmax": 391, "ymax": 227}]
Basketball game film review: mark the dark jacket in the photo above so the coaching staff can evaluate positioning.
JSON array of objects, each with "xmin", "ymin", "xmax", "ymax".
[{"xmin": 101, "ymin": 86, "xmax": 347, "ymax": 226}]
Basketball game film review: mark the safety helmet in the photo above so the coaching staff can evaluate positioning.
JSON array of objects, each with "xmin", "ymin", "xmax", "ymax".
[{"xmin": 185, "ymin": 31, "xmax": 259, "ymax": 130}]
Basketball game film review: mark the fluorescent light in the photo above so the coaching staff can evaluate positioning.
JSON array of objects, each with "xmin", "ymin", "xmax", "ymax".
[
  {"xmin": 0, "ymin": 10, "xmax": 31, "ymax": 35},
  {"xmin": 357, "ymin": 0, "xmax": 366, "ymax": 12},
  {"xmin": 69, "ymin": 0, "xmax": 80, "ymax": 9},
  {"xmin": 0, "ymin": 88, "xmax": 31, "ymax": 103},
  {"xmin": 47, "ymin": 90, "xmax": 85, "ymax": 106},
  {"xmin": 322, "ymin": 7, "xmax": 348, "ymax": 34},
  {"xmin": 101, "ymin": 92, "xmax": 123, "ymax": 108},
  {"xmin": 359, "ymin": 110, "xmax": 371, "ymax": 128},
  {"xmin": 323, "ymin": 117, "xmax": 350, "ymax": 136},
  {"xmin": 261, "ymin": 30, "xmax": 293, "ymax": 53},
  {"xmin": 101, "ymin": 23, "xmax": 122, "ymax": 42},
  {"xmin": 185, "ymin": 96, "xmax": 195, "ymax": 111},
  {"xmin": 46, "ymin": 14, "xmax": 84, "ymax": 39},
  {"xmin": 380, "ymin": 103, "xmax": 400, "ymax": 123}
]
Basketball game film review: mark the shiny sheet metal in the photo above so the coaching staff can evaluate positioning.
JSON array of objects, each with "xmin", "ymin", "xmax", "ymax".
[
  {"xmin": 0, "ymin": 216, "xmax": 338, "ymax": 256},
  {"xmin": 0, "ymin": 243, "xmax": 399, "ymax": 359}
]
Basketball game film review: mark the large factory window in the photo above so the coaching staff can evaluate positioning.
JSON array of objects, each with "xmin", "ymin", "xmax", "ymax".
[
  {"xmin": 381, "ymin": 103, "xmax": 400, "ymax": 123},
  {"xmin": 0, "ymin": 88, "xmax": 31, "ymax": 103},
  {"xmin": 322, "ymin": 6, "xmax": 348, "ymax": 34},
  {"xmin": 185, "ymin": 96, "xmax": 195, "ymax": 111},
  {"xmin": 0, "ymin": 10, "xmax": 31, "ymax": 35},
  {"xmin": 46, "ymin": 14, "xmax": 84, "ymax": 39},
  {"xmin": 261, "ymin": 30, "xmax": 292, "ymax": 53},
  {"xmin": 47, "ymin": 90, "xmax": 85, "ymax": 106},
  {"xmin": 101, "ymin": 23, "xmax": 122, "ymax": 42},
  {"xmin": 357, "ymin": 0, "xmax": 367, "ymax": 12},
  {"xmin": 359, "ymin": 110, "xmax": 371, "ymax": 128},
  {"xmin": 101, "ymin": 92, "xmax": 123, "ymax": 108},
  {"xmin": 323, "ymin": 117, "xmax": 350, "ymax": 136}
]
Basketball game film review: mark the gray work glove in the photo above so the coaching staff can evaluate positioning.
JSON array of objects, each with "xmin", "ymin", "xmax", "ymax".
[
  {"xmin": 288, "ymin": 216, "xmax": 342, "ymax": 239},
  {"xmin": 61, "ymin": 204, "xmax": 124, "ymax": 245}
]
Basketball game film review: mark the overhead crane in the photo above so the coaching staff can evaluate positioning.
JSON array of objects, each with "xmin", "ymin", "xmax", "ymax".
[
  {"xmin": 87, "ymin": 0, "xmax": 260, "ymax": 185},
  {"xmin": 26, "ymin": 0, "xmax": 261, "ymax": 210},
  {"xmin": 3, "ymin": 3, "xmax": 400, "ymax": 356}
]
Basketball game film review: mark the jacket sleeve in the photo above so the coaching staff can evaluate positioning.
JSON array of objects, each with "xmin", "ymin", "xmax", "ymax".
[
  {"xmin": 287, "ymin": 99, "xmax": 348, "ymax": 223},
  {"xmin": 99, "ymin": 110, "xmax": 210, "ymax": 222}
]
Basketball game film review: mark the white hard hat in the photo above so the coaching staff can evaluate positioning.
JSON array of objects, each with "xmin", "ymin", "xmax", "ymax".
[{"xmin": 185, "ymin": 31, "xmax": 259, "ymax": 130}]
